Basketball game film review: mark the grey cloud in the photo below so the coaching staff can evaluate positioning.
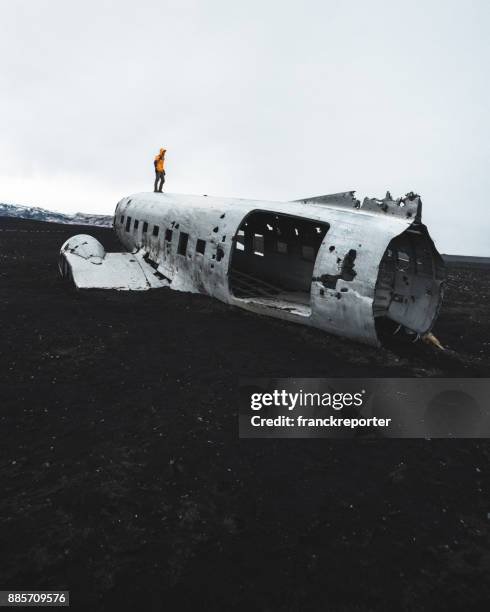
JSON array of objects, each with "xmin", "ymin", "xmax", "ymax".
[{"xmin": 0, "ymin": 0, "xmax": 489, "ymax": 254}]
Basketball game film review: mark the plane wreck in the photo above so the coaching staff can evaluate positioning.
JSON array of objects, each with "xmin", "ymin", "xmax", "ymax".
[{"xmin": 59, "ymin": 190, "xmax": 445, "ymax": 346}]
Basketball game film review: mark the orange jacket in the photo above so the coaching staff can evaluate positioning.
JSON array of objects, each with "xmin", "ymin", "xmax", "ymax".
[{"xmin": 154, "ymin": 148, "xmax": 166, "ymax": 172}]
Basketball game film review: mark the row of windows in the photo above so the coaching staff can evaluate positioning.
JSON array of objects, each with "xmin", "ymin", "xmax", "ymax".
[
  {"xmin": 122, "ymin": 215, "xmax": 155, "ymax": 236},
  {"xmin": 119, "ymin": 214, "xmax": 207, "ymax": 258},
  {"xmin": 238, "ymin": 230, "xmax": 315, "ymax": 261},
  {"xmin": 120, "ymin": 213, "xmax": 316, "ymax": 262}
]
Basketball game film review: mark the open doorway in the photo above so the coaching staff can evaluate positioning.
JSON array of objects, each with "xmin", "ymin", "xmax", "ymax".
[{"xmin": 229, "ymin": 210, "xmax": 330, "ymax": 316}]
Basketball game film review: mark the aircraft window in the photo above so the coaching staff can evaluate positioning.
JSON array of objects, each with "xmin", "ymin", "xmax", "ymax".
[
  {"xmin": 120, "ymin": 215, "xmax": 125, "ymax": 225},
  {"xmin": 178, "ymin": 232, "xmax": 189, "ymax": 256},
  {"xmin": 253, "ymin": 233, "xmax": 264, "ymax": 256},
  {"xmin": 235, "ymin": 230, "xmax": 245, "ymax": 252},
  {"xmin": 125, "ymin": 217, "xmax": 132, "ymax": 232},
  {"xmin": 153, "ymin": 225, "xmax": 159, "ymax": 237},
  {"xmin": 196, "ymin": 239, "xmax": 206, "ymax": 255},
  {"xmin": 302, "ymin": 245, "xmax": 315, "ymax": 261},
  {"xmin": 134, "ymin": 220, "xmax": 139, "ymax": 231},
  {"xmin": 277, "ymin": 241, "xmax": 288, "ymax": 254},
  {"xmin": 397, "ymin": 250, "xmax": 411, "ymax": 272},
  {"xmin": 165, "ymin": 229, "xmax": 173, "ymax": 242},
  {"xmin": 142, "ymin": 221, "xmax": 148, "ymax": 233}
]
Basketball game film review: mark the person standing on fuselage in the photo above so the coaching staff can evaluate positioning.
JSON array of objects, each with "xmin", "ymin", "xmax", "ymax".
[{"xmin": 154, "ymin": 148, "xmax": 166, "ymax": 192}]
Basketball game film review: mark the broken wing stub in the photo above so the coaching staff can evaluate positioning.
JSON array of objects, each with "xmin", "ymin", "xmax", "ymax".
[{"xmin": 59, "ymin": 234, "xmax": 169, "ymax": 290}]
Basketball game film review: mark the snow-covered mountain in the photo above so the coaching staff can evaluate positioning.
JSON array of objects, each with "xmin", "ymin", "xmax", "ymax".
[{"xmin": 0, "ymin": 202, "xmax": 113, "ymax": 227}]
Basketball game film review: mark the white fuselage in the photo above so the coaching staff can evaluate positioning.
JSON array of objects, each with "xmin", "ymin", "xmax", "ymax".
[{"xmin": 104, "ymin": 191, "xmax": 444, "ymax": 346}]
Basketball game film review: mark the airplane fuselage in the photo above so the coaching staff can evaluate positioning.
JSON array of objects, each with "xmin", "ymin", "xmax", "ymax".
[{"xmin": 60, "ymin": 191, "xmax": 445, "ymax": 346}]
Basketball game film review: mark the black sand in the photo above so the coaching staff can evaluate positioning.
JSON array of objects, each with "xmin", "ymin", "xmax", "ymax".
[{"xmin": 1, "ymin": 217, "xmax": 489, "ymax": 611}]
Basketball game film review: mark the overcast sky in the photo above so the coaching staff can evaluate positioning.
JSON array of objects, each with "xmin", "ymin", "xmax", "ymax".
[{"xmin": 1, "ymin": 0, "xmax": 488, "ymax": 254}]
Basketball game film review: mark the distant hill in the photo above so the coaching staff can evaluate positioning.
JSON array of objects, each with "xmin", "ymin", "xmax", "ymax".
[
  {"xmin": 0, "ymin": 202, "xmax": 112, "ymax": 227},
  {"xmin": 442, "ymin": 254, "xmax": 490, "ymax": 266}
]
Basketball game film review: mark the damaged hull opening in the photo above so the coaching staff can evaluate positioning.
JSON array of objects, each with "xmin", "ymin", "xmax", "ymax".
[
  {"xmin": 374, "ymin": 223, "xmax": 446, "ymax": 340},
  {"xmin": 229, "ymin": 210, "xmax": 330, "ymax": 317}
]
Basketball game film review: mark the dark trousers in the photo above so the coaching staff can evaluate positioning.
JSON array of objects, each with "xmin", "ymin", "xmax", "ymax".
[{"xmin": 154, "ymin": 171, "xmax": 165, "ymax": 192}]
